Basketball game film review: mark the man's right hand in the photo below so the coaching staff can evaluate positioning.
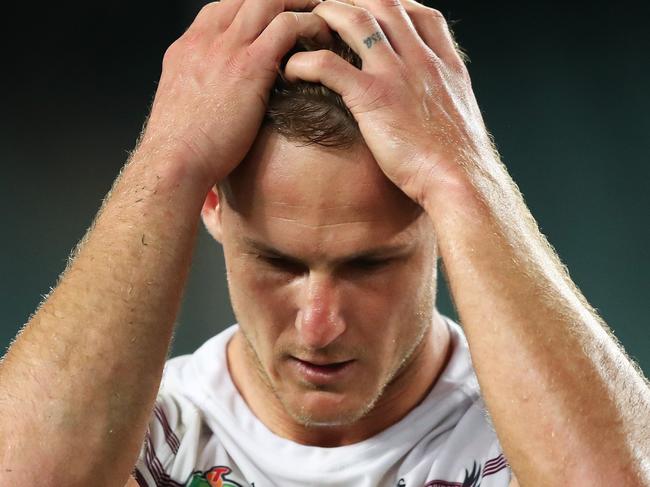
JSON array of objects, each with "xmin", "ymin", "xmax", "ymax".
[
  {"xmin": 138, "ymin": 0, "xmax": 332, "ymax": 185},
  {"xmin": 0, "ymin": 2, "xmax": 331, "ymax": 486}
]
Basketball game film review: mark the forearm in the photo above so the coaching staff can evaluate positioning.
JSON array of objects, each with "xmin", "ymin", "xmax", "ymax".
[
  {"xmin": 0, "ymin": 147, "xmax": 211, "ymax": 486},
  {"xmin": 425, "ymin": 160, "xmax": 650, "ymax": 486}
]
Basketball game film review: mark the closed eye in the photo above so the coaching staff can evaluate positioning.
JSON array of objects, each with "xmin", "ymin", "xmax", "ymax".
[
  {"xmin": 257, "ymin": 254, "xmax": 393, "ymax": 274},
  {"xmin": 259, "ymin": 255, "xmax": 307, "ymax": 274},
  {"xmin": 348, "ymin": 258, "xmax": 392, "ymax": 271}
]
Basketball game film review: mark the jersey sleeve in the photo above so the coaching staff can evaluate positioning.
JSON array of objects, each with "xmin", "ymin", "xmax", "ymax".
[{"xmin": 133, "ymin": 393, "xmax": 192, "ymax": 487}]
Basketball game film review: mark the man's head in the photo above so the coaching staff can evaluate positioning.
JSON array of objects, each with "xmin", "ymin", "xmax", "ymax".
[{"xmin": 201, "ymin": 36, "xmax": 442, "ymax": 434}]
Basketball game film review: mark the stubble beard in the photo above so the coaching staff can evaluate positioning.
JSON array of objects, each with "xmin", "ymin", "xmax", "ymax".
[
  {"xmin": 291, "ymin": 317, "xmax": 432, "ymax": 429},
  {"xmin": 239, "ymin": 300, "xmax": 434, "ymax": 430}
]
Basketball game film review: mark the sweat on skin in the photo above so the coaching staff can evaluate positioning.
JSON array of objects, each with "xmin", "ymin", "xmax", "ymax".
[{"xmin": 202, "ymin": 126, "xmax": 452, "ymax": 447}]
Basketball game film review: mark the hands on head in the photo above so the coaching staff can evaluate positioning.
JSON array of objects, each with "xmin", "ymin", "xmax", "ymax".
[{"xmin": 139, "ymin": 0, "xmax": 495, "ymax": 209}]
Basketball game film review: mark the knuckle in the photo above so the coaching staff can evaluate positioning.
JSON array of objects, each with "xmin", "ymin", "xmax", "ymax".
[
  {"xmin": 312, "ymin": 50, "xmax": 338, "ymax": 70},
  {"xmin": 403, "ymin": 3, "xmax": 447, "ymax": 26},
  {"xmin": 163, "ymin": 40, "xmax": 182, "ymax": 65},
  {"xmin": 276, "ymin": 11, "xmax": 299, "ymax": 31},
  {"xmin": 448, "ymin": 58, "xmax": 468, "ymax": 77},
  {"xmin": 420, "ymin": 53, "xmax": 444, "ymax": 77},
  {"xmin": 196, "ymin": 1, "xmax": 220, "ymax": 20},
  {"xmin": 180, "ymin": 29, "xmax": 204, "ymax": 47},
  {"xmin": 426, "ymin": 8, "xmax": 446, "ymax": 22},
  {"xmin": 169, "ymin": 31, "xmax": 202, "ymax": 60},
  {"xmin": 349, "ymin": 8, "xmax": 375, "ymax": 27},
  {"xmin": 375, "ymin": 0, "xmax": 402, "ymax": 8}
]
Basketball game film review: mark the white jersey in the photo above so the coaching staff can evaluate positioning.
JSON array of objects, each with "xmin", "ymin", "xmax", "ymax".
[{"xmin": 134, "ymin": 316, "xmax": 512, "ymax": 487}]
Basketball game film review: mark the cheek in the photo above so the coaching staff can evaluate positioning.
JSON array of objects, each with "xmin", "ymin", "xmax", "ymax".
[
  {"xmin": 231, "ymin": 260, "xmax": 298, "ymax": 317},
  {"xmin": 354, "ymin": 260, "xmax": 435, "ymax": 354},
  {"xmin": 225, "ymin": 254, "xmax": 297, "ymax": 353}
]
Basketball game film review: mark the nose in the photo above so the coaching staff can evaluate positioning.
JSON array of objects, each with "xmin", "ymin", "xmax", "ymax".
[{"xmin": 295, "ymin": 272, "xmax": 346, "ymax": 350}]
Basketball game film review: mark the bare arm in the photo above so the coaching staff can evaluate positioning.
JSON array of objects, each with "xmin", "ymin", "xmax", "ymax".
[
  {"xmin": 0, "ymin": 149, "xmax": 210, "ymax": 485},
  {"xmin": 423, "ymin": 153, "xmax": 650, "ymax": 485},
  {"xmin": 0, "ymin": 1, "xmax": 331, "ymax": 485},
  {"xmin": 284, "ymin": 0, "xmax": 650, "ymax": 484}
]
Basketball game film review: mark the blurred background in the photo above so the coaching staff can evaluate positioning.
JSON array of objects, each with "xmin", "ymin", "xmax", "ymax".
[{"xmin": 1, "ymin": 0, "xmax": 648, "ymax": 375}]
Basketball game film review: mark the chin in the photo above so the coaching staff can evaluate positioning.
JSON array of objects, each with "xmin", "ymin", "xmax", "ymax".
[{"xmin": 280, "ymin": 389, "xmax": 376, "ymax": 428}]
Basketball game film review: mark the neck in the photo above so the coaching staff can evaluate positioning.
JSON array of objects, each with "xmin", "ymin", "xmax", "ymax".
[{"xmin": 227, "ymin": 312, "xmax": 451, "ymax": 447}]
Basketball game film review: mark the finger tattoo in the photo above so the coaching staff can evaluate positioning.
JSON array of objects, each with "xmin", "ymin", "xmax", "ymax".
[{"xmin": 363, "ymin": 31, "xmax": 385, "ymax": 49}]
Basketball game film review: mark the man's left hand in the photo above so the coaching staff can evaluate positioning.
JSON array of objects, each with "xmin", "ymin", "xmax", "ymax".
[{"xmin": 284, "ymin": 0, "xmax": 497, "ymax": 209}]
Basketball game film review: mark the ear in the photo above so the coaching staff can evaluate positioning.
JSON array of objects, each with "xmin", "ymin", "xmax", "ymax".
[{"xmin": 201, "ymin": 185, "xmax": 224, "ymax": 243}]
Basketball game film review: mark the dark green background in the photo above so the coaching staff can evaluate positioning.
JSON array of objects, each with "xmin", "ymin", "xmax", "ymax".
[{"xmin": 2, "ymin": 1, "xmax": 648, "ymax": 375}]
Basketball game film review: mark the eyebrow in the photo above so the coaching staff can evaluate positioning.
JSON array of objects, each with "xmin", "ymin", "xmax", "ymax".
[{"xmin": 242, "ymin": 237, "xmax": 414, "ymax": 264}]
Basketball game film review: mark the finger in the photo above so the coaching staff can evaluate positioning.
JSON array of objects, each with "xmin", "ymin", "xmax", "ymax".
[
  {"xmin": 229, "ymin": 0, "xmax": 323, "ymax": 44},
  {"xmin": 283, "ymin": 49, "xmax": 376, "ymax": 109},
  {"xmin": 400, "ymin": 0, "xmax": 467, "ymax": 69},
  {"xmin": 336, "ymin": 0, "xmax": 427, "ymax": 60},
  {"xmin": 250, "ymin": 12, "xmax": 334, "ymax": 64},
  {"xmin": 188, "ymin": 0, "xmax": 245, "ymax": 34},
  {"xmin": 311, "ymin": 0, "xmax": 400, "ymax": 71}
]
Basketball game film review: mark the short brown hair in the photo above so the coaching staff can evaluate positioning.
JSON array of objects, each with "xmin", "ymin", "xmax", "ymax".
[
  {"xmin": 217, "ymin": 34, "xmax": 362, "ymax": 206},
  {"xmin": 263, "ymin": 33, "xmax": 363, "ymax": 150}
]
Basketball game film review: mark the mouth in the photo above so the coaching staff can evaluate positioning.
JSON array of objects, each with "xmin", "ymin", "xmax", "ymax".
[{"xmin": 290, "ymin": 357, "xmax": 356, "ymax": 385}]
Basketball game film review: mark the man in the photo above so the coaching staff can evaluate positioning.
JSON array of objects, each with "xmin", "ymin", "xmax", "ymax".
[{"xmin": 0, "ymin": 0, "xmax": 648, "ymax": 486}]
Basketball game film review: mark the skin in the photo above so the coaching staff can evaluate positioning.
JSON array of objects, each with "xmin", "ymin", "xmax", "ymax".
[
  {"xmin": 1, "ymin": 0, "xmax": 647, "ymax": 485},
  {"xmin": 202, "ymin": 126, "xmax": 452, "ymax": 446},
  {"xmin": 0, "ymin": 0, "xmax": 338, "ymax": 485},
  {"xmin": 281, "ymin": 0, "xmax": 650, "ymax": 485}
]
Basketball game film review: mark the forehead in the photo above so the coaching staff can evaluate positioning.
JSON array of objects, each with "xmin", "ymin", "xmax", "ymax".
[{"xmin": 223, "ymin": 128, "xmax": 426, "ymax": 254}]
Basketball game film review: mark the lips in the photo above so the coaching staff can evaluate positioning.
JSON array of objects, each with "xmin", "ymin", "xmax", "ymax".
[
  {"xmin": 290, "ymin": 357, "xmax": 355, "ymax": 384},
  {"xmin": 295, "ymin": 357, "xmax": 352, "ymax": 367}
]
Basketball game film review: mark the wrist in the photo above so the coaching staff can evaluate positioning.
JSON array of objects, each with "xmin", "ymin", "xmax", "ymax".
[
  {"xmin": 129, "ymin": 139, "xmax": 217, "ymax": 198},
  {"xmin": 421, "ymin": 155, "xmax": 512, "ymax": 224}
]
